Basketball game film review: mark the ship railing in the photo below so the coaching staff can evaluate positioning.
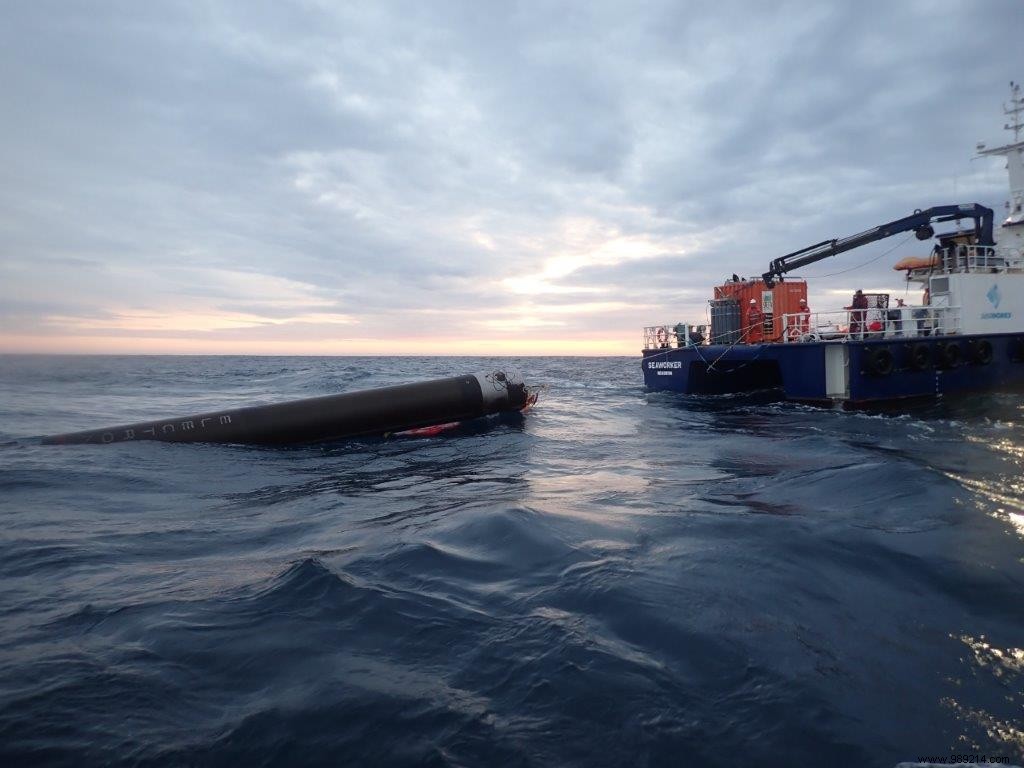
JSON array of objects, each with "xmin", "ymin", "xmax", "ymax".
[
  {"xmin": 904, "ymin": 246, "xmax": 1024, "ymax": 277},
  {"xmin": 643, "ymin": 324, "xmax": 715, "ymax": 350},
  {"xmin": 780, "ymin": 306, "xmax": 961, "ymax": 343},
  {"xmin": 937, "ymin": 245, "xmax": 1003, "ymax": 273},
  {"xmin": 643, "ymin": 325, "xmax": 677, "ymax": 350}
]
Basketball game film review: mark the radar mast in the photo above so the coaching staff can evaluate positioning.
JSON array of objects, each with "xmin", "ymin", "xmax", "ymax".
[{"xmin": 976, "ymin": 82, "xmax": 1024, "ymax": 228}]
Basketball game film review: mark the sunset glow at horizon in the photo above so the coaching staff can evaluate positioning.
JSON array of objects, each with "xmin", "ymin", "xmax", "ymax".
[{"xmin": 1, "ymin": 3, "xmax": 1016, "ymax": 357}]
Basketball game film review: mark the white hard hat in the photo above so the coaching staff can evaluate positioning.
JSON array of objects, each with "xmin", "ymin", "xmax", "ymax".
[
  {"xmin": 799, "ymin": 298, "xmax": 807, "ymax": 304},
  {"xmin": 749, "ymin": 298, "xmax": 756, "ymax": 304}
]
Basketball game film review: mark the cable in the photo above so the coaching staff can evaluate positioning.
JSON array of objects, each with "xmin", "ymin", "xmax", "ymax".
[
  {"xmin": 798, "ymin": 233, "xmax": 914, "ymax": 279},
  {"xmin": 700, "ymin": 318, "xmax": 768, "ymax": 372},
  {"xmin": 644, "ymin": 318, "xmax": 767, "ymax": 374}
]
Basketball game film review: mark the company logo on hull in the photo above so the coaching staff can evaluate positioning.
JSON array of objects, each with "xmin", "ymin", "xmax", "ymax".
[
  {"xmin": 980, "ymin": 284, "xmax": 1011, "ymax": 319},
  {"xmin": 987, "ymin": 283, "xmax": 1002, "ymax": 309}
]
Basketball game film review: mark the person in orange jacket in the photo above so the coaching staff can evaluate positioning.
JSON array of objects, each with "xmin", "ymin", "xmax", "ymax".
[{"xmin": 745, "ymin": 298, "xmax": 764, "ymax": 343}]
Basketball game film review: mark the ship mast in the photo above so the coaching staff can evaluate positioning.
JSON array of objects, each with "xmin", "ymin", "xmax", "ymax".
[{"xmin": 976, "ymin": 81, "xmax": 1024, "ymax": 227}]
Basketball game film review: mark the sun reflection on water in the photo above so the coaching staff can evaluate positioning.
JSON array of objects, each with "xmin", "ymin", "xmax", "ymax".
[{"xmin": 942, "ymin": 635, "xmax": 1024, "ymax": 753}]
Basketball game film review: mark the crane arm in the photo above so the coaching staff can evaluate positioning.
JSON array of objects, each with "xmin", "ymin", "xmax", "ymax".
[{"xmin": 761, "ymin": 203, "xmax": 995, "ymax": 286}]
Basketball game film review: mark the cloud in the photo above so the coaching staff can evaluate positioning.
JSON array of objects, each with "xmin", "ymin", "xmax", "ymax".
[{"xmin": 0, "ymin": 0, "xmax": 1020, "ymax": 354}]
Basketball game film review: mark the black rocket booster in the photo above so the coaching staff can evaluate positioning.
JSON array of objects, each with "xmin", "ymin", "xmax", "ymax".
[{"xmin": 43, "ymin": 371, "xmax": 532, "ymax": 446}]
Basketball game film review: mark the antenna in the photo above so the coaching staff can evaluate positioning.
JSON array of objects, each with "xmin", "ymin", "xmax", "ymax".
[
  {"xmin": 1004, "ymin": 80, "xmax": 1023, "ymax": 142},
  {"xmin": 975, "ymin": 81, "xmax": 1024, "ymax": 227},
  {"xmin": 954, "ymin": 176, "xmax": 962, "ymax": 232}
]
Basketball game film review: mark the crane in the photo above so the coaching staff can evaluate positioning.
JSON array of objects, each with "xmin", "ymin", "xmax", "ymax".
[{"xmin": 761, "ymin": 204, "xmax": 995, "ymax": 287}]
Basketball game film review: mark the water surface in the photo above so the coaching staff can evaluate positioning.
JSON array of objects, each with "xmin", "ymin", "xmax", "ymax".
[{"xmin": 1, "ymin": 355, "xmax": 1022, "ymax": 766}]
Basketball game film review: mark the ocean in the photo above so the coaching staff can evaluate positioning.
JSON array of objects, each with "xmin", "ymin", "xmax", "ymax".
[{"xmin": 1, "ymin": 354, "xmax": 1022, "ymax": 767}]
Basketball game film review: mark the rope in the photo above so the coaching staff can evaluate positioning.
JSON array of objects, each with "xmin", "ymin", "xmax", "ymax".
[
  {"xmin": 646, "ymin": 318, "xmax": 768, "ymax": 374},
  {"xmin": 699, "ymin": 319, "xmax": 766, "ymax": 372},
  {"xmin": 798, "ymin": 233, "xmax": 914, "ymax": 279}
]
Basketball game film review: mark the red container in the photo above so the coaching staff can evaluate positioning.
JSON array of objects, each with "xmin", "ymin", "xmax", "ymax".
[{"xmin": 713, "ymin": 279, "xmax": 808, "ymax": 342}]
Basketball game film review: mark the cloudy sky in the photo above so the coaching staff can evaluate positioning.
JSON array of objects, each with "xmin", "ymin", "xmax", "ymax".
[{"xmin": 1, "ymin": 0, "xmax": 1020, "ymax": 355}]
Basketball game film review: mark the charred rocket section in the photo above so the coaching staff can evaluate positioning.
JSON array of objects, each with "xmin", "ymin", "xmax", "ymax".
[{"xmin": 43, "ymin": 372, "xmax": 530, "ymax": 446}]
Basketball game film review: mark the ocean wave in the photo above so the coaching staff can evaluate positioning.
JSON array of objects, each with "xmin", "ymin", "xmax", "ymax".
[{"xmin": 1, "ymin": 355, "xmax": 1023, "ymax": 766}]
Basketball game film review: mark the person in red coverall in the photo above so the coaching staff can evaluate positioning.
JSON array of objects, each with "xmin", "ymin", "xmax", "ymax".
[
  {"xmin": 794, "ymin": 297, "xmax": 811, "ymax": 338},
  {"xmin": 745, "ymin": 298, "xmax": 764, "ymax": 343}
]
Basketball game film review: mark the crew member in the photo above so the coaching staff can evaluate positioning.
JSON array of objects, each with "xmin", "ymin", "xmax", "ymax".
[
  {"xmin": 745, "ymin": 298, "xmax": 763, "ymax": 343},
  {"xmin": 917, "ymin": 289, "xmax": 932, "ymax": 336},
  {"xmin": 849, "ymin": 289, "xmax": 868, "ymax": 337},
  {"xmin": 887, "ymin": 298, "xmax": 905, "ymax": 336},
  {"xmin": 795, "ymin": 297, "xmax": 811, "ymax": 337}
]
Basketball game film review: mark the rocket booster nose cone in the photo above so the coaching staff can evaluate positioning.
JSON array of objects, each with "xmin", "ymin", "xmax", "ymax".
[{"xmin": 473, "ymin": 370, "xmax": 527, "ymax": 408}]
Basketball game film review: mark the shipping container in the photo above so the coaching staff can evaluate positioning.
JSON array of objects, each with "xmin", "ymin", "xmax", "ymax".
[{"xmin": 713, "ymin": 279, "xmax": 808, "ymax": 342}]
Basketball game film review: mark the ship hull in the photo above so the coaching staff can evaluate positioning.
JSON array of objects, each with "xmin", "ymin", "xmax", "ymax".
[{"xmin": 642, "ymin": 333, "xmax": 1024, "ymax": 406}]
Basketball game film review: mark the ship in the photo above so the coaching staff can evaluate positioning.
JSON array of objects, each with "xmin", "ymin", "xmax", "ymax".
[{"xmin": 642, "ymin": 83, "xmax": 1024, "ymax": 407}]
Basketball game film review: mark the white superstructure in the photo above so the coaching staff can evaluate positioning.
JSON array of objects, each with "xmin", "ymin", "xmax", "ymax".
[
  {"xmin": 900, "ymin": 83, "xmax": 1024, "ymax": 337},
  {"xmin": 977, "ymin": 81, "xmax": 1024, "ymax": 259}
]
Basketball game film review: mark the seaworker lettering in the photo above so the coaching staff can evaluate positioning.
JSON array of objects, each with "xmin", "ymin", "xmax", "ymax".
[{"xmin": 648, "ymin": 361, "xmax": 682, "ymax": 369}]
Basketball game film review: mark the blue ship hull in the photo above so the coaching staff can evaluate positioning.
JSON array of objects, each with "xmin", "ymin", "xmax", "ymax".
[{"xmin": 642, "ymin": 333, "xmax": 1024, "ymax": 406}]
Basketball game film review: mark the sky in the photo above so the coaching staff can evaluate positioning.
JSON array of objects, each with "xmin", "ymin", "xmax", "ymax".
[{"xmin": 1, "ymin": 0, "xmax": 1021, "ymax": 356}]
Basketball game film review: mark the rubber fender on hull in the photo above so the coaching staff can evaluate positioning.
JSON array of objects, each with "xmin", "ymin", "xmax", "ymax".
[
  {"xmin": 1011, "ymin": 336, "xmax": 1024, "ymax": 362},
  {"xmin": 43, "ymin": 372, "xmax": 531, "ymax": 446},
  {"xmin": 967, "ymin": 339, "xmax": 993, "ymax": 365},
  {"xmin": 938, "ymin": 341, "xmax": 962, "ymax": 369},
  {"xmin": 863, "ymin": 346, "xmax": 894, "ymax": 377},
  {"xmin": 907, "ymin": 342, "xmax": 931, "ymax": 371}
]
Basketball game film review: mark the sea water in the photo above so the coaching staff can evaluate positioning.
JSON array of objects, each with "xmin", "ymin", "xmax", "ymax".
[{"xmin": 1, "ymin": 355, "xmax": 1022, "ymax": 766}]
